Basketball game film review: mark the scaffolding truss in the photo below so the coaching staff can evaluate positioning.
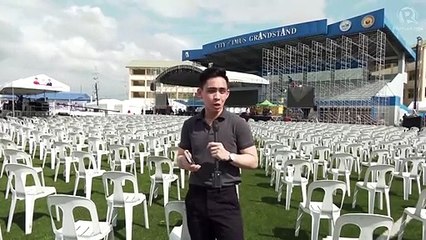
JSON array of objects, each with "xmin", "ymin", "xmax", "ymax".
[{"xmin": 261, "ymin": 30, "xmax": 388, "ymax": 125}]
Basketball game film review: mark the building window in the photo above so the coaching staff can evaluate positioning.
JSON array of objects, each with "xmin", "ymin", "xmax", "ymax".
[
  {"xmin": 132, "ymin": 92, "xmax": 144, "ymax": 98},
  {"xmin": 132, "ymin": 69, "xmax": 146, "ymax": 75},
  {"xmin": 408, "ymin": 71, "xmax": 416, "ymax": 81},
  {"xmin": 407, "ymin": 88, "xmax": 414, "ymax": 99},
  {"xmin": 131, "ymin": 80, "xmax": 144, "ymax": 86}
]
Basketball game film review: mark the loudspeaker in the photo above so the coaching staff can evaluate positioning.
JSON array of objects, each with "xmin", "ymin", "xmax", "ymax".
[
  {"xmin": 155, "ymin": 93, "xmax": 169, "ymax": 108},
  {"xmin": 150, "ymin": 82, "xmax": 156, "ymax": 91},
  {"xmin": 402, "ymin": 115, "xmax": 422, "ymax": 129},
  {"xmin": 287, "ymin": 86, "xmax": 315, "ymax": 108}
]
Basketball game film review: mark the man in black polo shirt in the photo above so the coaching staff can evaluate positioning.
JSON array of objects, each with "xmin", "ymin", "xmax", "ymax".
[{"xmin": 178, "ymin": 67, "xmax": 258, "ymax": 240}]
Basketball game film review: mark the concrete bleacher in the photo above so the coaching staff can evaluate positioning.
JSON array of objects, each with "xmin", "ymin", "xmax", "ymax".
[{"xmin": 327, "ymin": 80, "xmax": 389, "ymax": 101}]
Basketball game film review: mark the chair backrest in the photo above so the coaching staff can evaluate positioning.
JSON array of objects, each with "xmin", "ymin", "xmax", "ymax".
[
  {"xmin": 284, "ymin": 159, "xmax": 311, "ymax": 182},
  {"xmin": 102, "ymin": 171, "xmax": 138, "ymax": 204},
  {"xmin": 72, "ymin": 151, "xmax": 98, "ymax": 173},
  {"xmin": 306, "ymin": 180, "xmax": 346, "ymax": 213},
  {"xmin": 312, "ymin": 146, "xmax": 330, "ymax": 161},
  {"xmin": 47, "ymin": 194, "xmax": 102, "ymax": 239},
  {"xmin": 109, "ymin": 144, "xmax": 130, "ymax": 162},
  {"xmin": 330, "ymin": 153, "xmax": 354, "ymax": 172},
  {"xmin": 53, "ymin": 142, "xmax": 73, "ymax": 159},
  {"xmin": 148, "ymin": 156, "xmax": 174, "ymax": 179},
  {"xmin": 4, "ymin": 163, "xmax": 42, "ymax": 198},
  {"xmin": 363, "ymin": 164, "xmax": 394, "ymax": 188},
  {"xmin": 400, "ymin": 157, "xmax": 424, "ymax": 177},
  {"xmin": 332, "ymin": 213, "xmax": 393, "ymax": 240},
  {"xmin": 165, "ymin": 201, "xmax": 190, "ymax": 240},
  {"xmin": 3, "ymin": 149, "xmax": 33, "ymax": 166}
]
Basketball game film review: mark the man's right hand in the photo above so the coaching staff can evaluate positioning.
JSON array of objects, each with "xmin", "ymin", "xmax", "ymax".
[{"xmin": 178, "ymin": 150, "xmax": 201, "ymax": 172}]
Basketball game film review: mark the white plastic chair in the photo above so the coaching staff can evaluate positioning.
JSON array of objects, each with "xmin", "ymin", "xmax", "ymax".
[
  {"xmin": 168, "ymin": 146, "xmax": 186, "ymax": 189},
  {"xmin": 327, "ymin": 153, "xmax": 354, "ymax": 197},
  {"xmin": 73, "ymin": 151, "xmax": 105, "ymax": 199},
  {"xmin": 277, "ymin": 159, "xmax": 310, "ymax": 210},
  {"xmin": 47, "ymin": 194, "xmax": 114, "ymax": 240},
  {"xmin": 5, "ymin": 163, "xmax": 57, "ymax": 234},
  {"xmin": 108, "ymin": 144, "xmax": 137, "ymax": 176},
  {"xmin": 352, "ymin": 164, "xmax": 394, "ymax": 216},
  {"xmin": 3, "ymin": 149, "xmax": 45, "ymax": 199},
  {"xmin": 148, "ymin": 156, "xmax": 181, "ymax": 206},
  {"xmin": 398, "ymin": 189, "xmax": 426, "ymax": 240},
  {"xmin": 165, "ymin": 201, "xmax": 190, "ymax": 240},
  {"xmin": 392, "ymin": 157, "xmax": 424, "ymax": 200},
  {"xmin": 53, "ymin": 142, "xmax": 77, "ymax": 183},
  {"xmin": 102, "ymin": 171, "xmax": 149, "ymax": 240},
  {"xmin": 323, "ymin": 213, "xmax": 393, "ymax": 240},
  {"xmin": 311, "ymin": 146, "xmax": 330, "ymax": 181},
  {"xmin": 129, "ymin": 139, "xmax": 150, "ymax": 174},
  {"xmin": 295, "ymin": 180, "xmax": 346, "ymax": 240}
]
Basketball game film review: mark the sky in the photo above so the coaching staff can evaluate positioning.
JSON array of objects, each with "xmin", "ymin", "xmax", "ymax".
[{"xmin": 0, "ymin": 0, "xmax": 424, "ymax": 100}]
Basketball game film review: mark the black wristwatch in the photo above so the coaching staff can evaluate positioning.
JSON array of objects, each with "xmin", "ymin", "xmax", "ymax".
[{"xmin": 227, "ymin": 153, "xmax": 237, "ymax": 162}]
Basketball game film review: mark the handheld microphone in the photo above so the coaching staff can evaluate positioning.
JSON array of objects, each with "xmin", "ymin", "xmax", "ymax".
[
  {"xmin": 211, "ymin": 119, "xmax": 222, "ymax": 188},
  {"xmin": 212, "ymin": 120, "xmax": 219, "ymax": 142}
]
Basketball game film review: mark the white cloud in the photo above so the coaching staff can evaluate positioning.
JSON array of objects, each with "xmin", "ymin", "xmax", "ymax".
[
  {"xmin": 0, "ymin": 1, "xmax": 191, "ymax": 99},
  {"xmin": 138, "ymin": 0, "xmax": 326, "ymax": 25}
]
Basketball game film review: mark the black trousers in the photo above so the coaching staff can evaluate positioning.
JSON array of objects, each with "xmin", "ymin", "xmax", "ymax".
[{"xmin": 185, "ymin": 184, "xmax": 244, "ymax": 240}]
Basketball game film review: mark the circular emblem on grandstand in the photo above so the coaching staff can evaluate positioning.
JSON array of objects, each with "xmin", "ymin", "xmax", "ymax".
[
  {"xmin": 184, "ymin": 51, "xmax": 189, "ymax": 58},
  {"xmin": 339, "ymin": 20, "xmax": 352, "ymax": 32},
  {"xmin": 361, "ymin": 15, "xmax": 375, "ymax": 28}
]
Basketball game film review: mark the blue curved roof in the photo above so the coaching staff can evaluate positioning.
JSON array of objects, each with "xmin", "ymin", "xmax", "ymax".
[
  {"xmin": 182, "ymin": 9, "xmax": 415, "ymax": 73},
  {"xmin": 25, "ymin": 92, "xmax": 90, "ymax": 101}
]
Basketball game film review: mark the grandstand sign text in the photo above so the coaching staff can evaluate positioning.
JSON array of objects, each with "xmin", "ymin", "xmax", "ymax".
[{"xmin": 214, "ymin": 27, "xmax": 297, "ymax": 50}]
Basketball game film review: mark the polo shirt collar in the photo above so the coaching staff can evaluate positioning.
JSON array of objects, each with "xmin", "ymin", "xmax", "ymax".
[{"xmin": 195, "ymin": 108, "xmax": 228, "ymax": 122}]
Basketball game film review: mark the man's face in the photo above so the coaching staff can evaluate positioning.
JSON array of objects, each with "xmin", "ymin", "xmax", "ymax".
[{"xmin": 197, "ymin": 76, "xmax": 229, "ymax": 114}]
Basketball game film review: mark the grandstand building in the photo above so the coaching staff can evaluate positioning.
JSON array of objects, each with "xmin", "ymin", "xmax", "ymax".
[
  {"xmin": 125, "ymin": 60, "xmax": 197, "ymax": 106},
  {"xmin": 167, "ymin": 8, "xmax": 422, "ymax": 125}
]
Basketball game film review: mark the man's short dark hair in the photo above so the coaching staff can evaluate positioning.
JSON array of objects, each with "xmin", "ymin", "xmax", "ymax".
[{"xmin": 199, "ymin": 67, "xmax": 229, "ymax": 88}]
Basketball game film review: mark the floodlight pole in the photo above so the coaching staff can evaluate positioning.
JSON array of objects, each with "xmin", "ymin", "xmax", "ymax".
[
  {"xmin": 414, "ymin": 36, "xmax": 423, "ymax": 111},
  {"xmin": 12, "ymin": 82, "xmax": 15, "ymax": 117}
]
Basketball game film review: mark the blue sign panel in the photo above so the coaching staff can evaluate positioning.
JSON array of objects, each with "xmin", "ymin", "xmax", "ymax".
[
  {"xmin": 201, "ymin": 19, "xmax": 328, "ymax": 54},
  {"xmin": 181, "ymin": 49, "xmax": 204, "ymax": 61},
  {"xmin": 327, "ymin": 9, "xmax": 385, "ymax": 37}
]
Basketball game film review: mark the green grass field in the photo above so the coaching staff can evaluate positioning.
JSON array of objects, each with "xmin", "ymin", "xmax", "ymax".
[{"xmin": 0, "ymin": 155, "xmax": 423, "ymax": 240}]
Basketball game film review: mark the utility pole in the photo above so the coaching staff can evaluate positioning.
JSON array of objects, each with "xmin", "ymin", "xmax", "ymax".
[
  {"xmin": 414, "ymin": 36, "xmax": 423, "ymax": 112},
  {"xmin": 93, "ymin": 69, "xmax": 99, "ymax": 106}
]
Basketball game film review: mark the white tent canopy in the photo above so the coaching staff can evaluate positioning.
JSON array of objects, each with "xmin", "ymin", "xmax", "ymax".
[{"xmin": 0, "ymin": 74, "xmax": 70, "ymax": 95}]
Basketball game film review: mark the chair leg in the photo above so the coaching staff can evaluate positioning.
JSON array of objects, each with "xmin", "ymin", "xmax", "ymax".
[
  {"xmin": 310, "ymin": 213, "xmax": 321, "ymax": 240},
  {"xmin": 368, "ymin": 190, "xmax": 376, "ymax": 214},
  {"xmin": 25, "ymin": 198, "xmax": 35, "ymax": 234},
  {"xmin": 345, "ymin": 174, "xmax": 351, "ymax": 197},
  {"xmin": 143, "ymin": 201, "xmax": 149, "ymax": 229},
  {"xmin": 176, "ymin": 180, "xmax": 181, "ymax": 200},
  {"xmin": 384, "ymin": 190, "xmax": 391, "ymax": 217},
  {"xmin": 180, "ymin": 169, "xmax": 185, "ymax": 189},
  {"xmin": 7, "ymin": 195, "xmax": 17, "ymax": 232},
  {"xmin": 148, "ymin": 181, "xmax": 155, "ymax": 206},
  {"xmin": 352, "ymin": 186, "xmax": 358, "ymax": 208},
  {"xmin": 285, "ymin": 183, "xmax": 293, "ymax": 210},
  {"xmin": 295, "ymin": 207, "xmax": 303, "ymax": 237},
  {"xmin": 124, "ymin": 205, "xmax": 133, "ymax": 240},
  {"xmin": 163, "ymin": 181, "xmax": 169, "ymax": 206},
  {"xmin": 73, "ymin": 176, "xmax": 80, "ymax": 196},
  {"xmin": 301, "ymin": 182, "xmax": 307, "ymax": 207},
  {"xmin": 54, "ymin": 161, "xmax": 61, "ymax": 182},
  {"xmin": 397, "ymin": 212, "xmax": 407, "ymax": 240},
  {"xmin": 86, "ymin": 177, "xmax": 93, "ymax": 199}
]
